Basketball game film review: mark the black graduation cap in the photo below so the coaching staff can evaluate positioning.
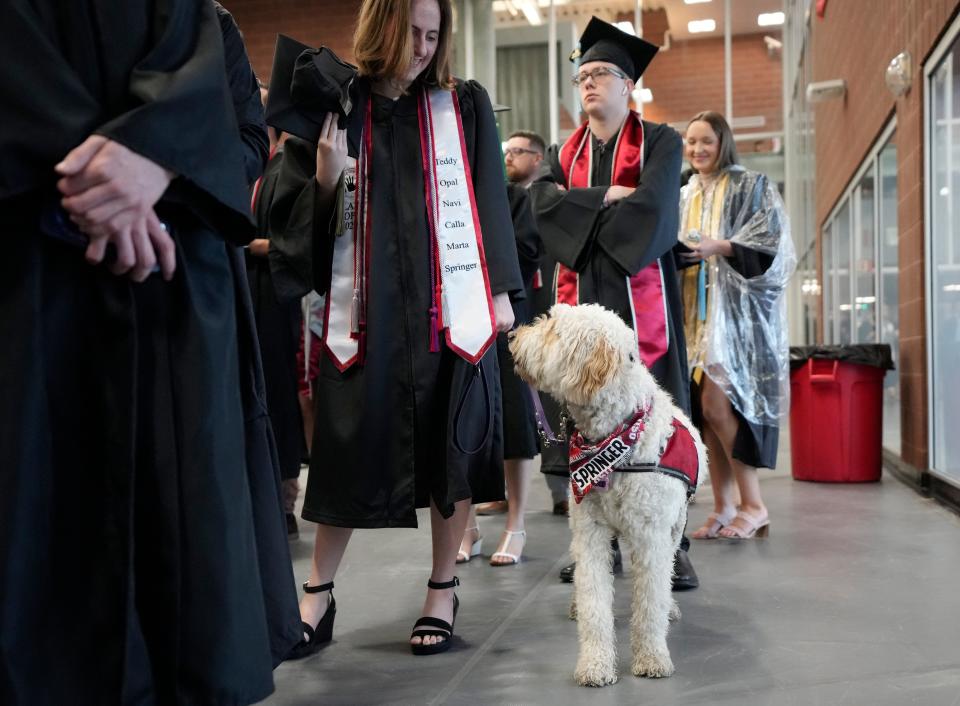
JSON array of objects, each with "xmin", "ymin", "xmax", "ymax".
[
  {"xmin": 570, "ymin": 16, "xmax": 659, "ymax": 82},
  {"xmin": 264, "ymin": 34, "xmax": 358, "ymax": 143}
]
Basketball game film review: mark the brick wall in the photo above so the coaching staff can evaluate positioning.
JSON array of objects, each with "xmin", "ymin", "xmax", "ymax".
[
  {"xmin": 224, "ymin": 0, "xmax": 363, "ymax": 82},
  {"xmin": 642, "ymin": 32, "xmax": 784, "ymax": 139},
  {"xmin": 811, "ymin": 0, "xmax": 960, "ymax": 469}
]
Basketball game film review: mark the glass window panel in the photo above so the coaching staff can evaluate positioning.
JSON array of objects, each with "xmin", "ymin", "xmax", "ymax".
[
  {"xmin": 929, "ymin": 42, "xmax": 960, "ymax": 479},
  {"xmin": 834, "ymin": 201, "xmax": 852, "ymax": 344},
  {"xmin": 878, "ymin": 137, "xmax": 900, "ymax": 454},
  {"xmin": 822, "ymin": 221, "xmax": 833, "ymax": 343},
  {"xmin": 854, "ymin": 168, "xmax": 877, "ymax": 342},
  {"xmin": 800, "ymin": 247, "xmax": 819, "ymax": 344}
]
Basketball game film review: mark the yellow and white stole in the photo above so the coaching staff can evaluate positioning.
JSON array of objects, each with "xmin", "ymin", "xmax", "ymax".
[{"xmin": 681, "ymin": 173, "xmax": 728, "ymax": 383}]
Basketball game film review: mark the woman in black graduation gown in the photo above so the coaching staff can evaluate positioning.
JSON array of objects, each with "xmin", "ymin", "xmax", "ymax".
[
  {"xmin": 0, "ymin": 2, "xmax": 300, "ymax": 704},
  {"xmin": 269, "ymin": 0, "xmax": 522, "ymax": 656}
]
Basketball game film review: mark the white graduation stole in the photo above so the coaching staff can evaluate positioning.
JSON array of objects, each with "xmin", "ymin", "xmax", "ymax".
[
  {"xmin": 322, "ymin": 158, "xmax": 361, "ymax": 371},
  {"xmin": 419, "ymin": 88, "xmax": 496, "ymax": 364},
  {"xmin": 322, "ymin": 88, "xmax": 496, "ymax": 372}
]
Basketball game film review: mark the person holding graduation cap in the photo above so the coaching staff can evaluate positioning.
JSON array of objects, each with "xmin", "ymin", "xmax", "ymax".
[
  {"xmin": 266, "ymin": 0, "xmax": 524, "ymax": 658},
  {"xmin": 529, "ymin": 16, "xmax": 699, "ymax": 590}
]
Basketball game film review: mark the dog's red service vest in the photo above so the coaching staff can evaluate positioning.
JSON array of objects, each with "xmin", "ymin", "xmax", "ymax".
[{"xmin": 569, "ymin": 409, "xmax": 700, "ymax": 503}]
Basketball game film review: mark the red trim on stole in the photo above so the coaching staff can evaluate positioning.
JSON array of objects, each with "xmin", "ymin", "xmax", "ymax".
[
  {"xmin": 555, "ymin": 114, "xmax": 668, "ymax": 369},
  {"xmin": 554, "ymin": 128, "xmax": 590, "ymax": 306},
  {"xmin": 418, "ymin": 92, "xmax": 444, "ymax": 353}
]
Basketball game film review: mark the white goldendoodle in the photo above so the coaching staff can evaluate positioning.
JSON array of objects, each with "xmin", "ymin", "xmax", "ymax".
[{"xmin": 509, "ymin": 303, "xmax": 706, "ymax": 687}]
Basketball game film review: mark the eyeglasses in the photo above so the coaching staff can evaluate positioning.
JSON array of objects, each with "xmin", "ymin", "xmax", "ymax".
[
  {"xmin": 571, "ymin": 66, "xmax": 628, "ymax": 86},
  {"xmin": 504, "ymin": 147, "xmax": 541, "ymax": 157}
]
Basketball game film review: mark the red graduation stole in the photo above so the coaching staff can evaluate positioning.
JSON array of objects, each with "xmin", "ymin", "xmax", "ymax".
[{"xmin": 555, "ymin": 114, "xmax": 669, "ymax": 370}]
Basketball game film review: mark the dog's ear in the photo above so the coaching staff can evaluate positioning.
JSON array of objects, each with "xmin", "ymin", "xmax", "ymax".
[
  {"xmin": 570, "ymin": 336, "xmax": 619, "ymax": 405},
  {"xmin": 508, "ymin": 318, "xmax": 552, "ymax": 386}
]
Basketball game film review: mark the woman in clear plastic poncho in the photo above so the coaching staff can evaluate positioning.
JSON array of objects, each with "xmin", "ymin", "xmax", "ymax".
[{"xmin": 677, "ymin": 111, "xmax": 796, "ymax": 540}]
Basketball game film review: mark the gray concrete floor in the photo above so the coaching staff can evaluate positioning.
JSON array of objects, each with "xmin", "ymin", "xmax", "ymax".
[{"xmin": 266, "ymin": 434, "xmax": 960, "ymax": 706}]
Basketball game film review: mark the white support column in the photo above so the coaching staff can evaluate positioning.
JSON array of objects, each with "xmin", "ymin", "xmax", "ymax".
[
  {"xmin": 724, "ymin": 0, "xmax": 733, "ymax": 121},
  {"xmin": 548, "ymin": 0, "xmax": 558, "ymax": 144},
  {"xmin": 465, "ymin": 0, "xmax": 475, "ymax": 80}
]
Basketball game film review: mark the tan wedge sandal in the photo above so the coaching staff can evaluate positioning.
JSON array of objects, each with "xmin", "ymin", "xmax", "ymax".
[{"xmin": 718, "ymin": 511, "xmax": 770, "ymax": 539}]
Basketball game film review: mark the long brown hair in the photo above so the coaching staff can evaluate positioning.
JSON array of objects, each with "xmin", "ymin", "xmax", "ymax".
[
  {"xmin": 353, "ymin": 0, "xmax": 454, "ymax": 89},
  {"xmin": 687, "ymin": 111, "xmax": 739, "ymax": 172}
]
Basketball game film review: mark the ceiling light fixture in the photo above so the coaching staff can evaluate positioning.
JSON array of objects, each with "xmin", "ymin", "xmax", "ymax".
[
  {"xmin": 515, "ymin": 0, "xmax": 542, "ymax": 25},
  {"xmin": 684, "ymin": 0, "xmax": 712, "ymax": 5},
  {"xmin": 688, "ymin": 19, "xmax": 716, "ymax": 33},
  {"xmin": 757, "ymin": 12, "xmax": 785, "ymax": 27}
]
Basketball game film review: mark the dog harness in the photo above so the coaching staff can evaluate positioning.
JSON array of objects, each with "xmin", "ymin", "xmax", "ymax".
[{"xmin": 569, "ymin": 408, "xmax": 700, "ymax": 503}]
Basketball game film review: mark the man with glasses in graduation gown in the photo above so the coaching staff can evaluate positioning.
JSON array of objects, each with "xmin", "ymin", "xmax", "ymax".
[{"xmin": 529, "ymin": 17, "xmax": 698, "ymax": 590}]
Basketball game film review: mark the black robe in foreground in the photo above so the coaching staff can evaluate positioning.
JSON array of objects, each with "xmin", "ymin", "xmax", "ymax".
[
  {"xmin": 0, "ymin": 3, "xmax": 300, "ymax": 704},
  {"xmin": 215, "ymin": 1, "xmax": 269, "ymax": 186},
  {"xmin": 529, "ymin": 120, "xmax": 689, "ymax": 475},
  {"xmin": 248, "ymin": 148, "xmax": 305, "ymax": 481},
  {"xmin": 218, "ymin": 2, "xmax": 303, "ymax": 481},
  {"xmin": 269, "ymin": 79, "xmax": 524, "ymax": 528}
]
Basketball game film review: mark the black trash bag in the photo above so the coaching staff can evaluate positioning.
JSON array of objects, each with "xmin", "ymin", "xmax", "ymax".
[{"xmin": 789, "ymin": 344, "xmax": 895, "ymax": 371}]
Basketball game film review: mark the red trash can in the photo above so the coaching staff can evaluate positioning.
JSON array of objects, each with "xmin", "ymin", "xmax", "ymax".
[{"xmin": 789, "ymin": 345, "xmax": 893, "ymax": 483}]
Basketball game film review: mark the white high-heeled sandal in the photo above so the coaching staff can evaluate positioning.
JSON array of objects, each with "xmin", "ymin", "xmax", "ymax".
[
  {"xmin": 690, "ymin": 509, "xmax": 737, "ymax": 540},
  {"xmin": 456, "ymin": 525, "xmax": 483, "ymax": 564},
  {"xmin": 490, "ymin": 529, "xmax": 526, "ymax": 566}
]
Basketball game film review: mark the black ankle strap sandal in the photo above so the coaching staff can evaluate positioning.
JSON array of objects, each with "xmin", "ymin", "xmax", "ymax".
[
  {"xmin": 410, "ymin": 577, "xmax": 460, "ymax": 656},
  {"xmin": 286, "ymin": 581, "xmax": 336, "ymax": 661}
]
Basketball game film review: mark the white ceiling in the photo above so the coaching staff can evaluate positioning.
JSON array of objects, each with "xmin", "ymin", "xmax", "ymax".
[
  {"xmin": 492, "ymin": 0, "xmax": 785, "ymax": 41},
  {"xmin": 657, "ymin": 0, "xmax": 785, "ymax": 40}
]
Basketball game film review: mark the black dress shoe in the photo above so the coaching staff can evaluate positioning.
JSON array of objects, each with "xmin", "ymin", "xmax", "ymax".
[
  {"xmin": 552, "ymin": 500, "xmax": 569, "ymax": 516},
  {"xmin": 671, "ymin": 549, "xmax": 698, "ymax": 591},
  {"xmin": 286, "ymin": 513, "xmax": 299, "ymax": 541},
  {"xmin": 560, "ymin": 539, "xmax": 622, "ymax": 583}
]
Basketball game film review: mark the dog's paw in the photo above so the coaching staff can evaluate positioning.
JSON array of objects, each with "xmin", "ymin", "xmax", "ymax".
[
  {"xmin": 568, "ymin": 600, "xmax": 577, "ymax": 621},
  {"xmin": 668, "ymin": 600, "xmax": 681, "ymax": 622},
  {"xmin": 574, "ymin": 661, "xmax": 619, "ymax": 687},
  {"xmin": 632, "ymin": 650, "xmax": 674, "ymax": 678}
]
